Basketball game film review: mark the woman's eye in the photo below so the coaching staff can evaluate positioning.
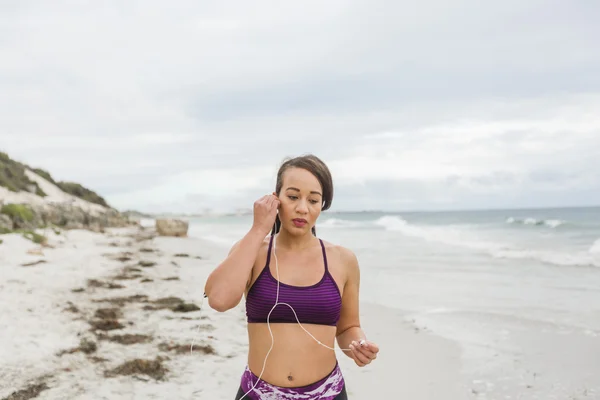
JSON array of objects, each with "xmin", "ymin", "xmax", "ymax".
[{"xmin": 287, "ymin": 196, "xmax": 317, "ymax": 204}]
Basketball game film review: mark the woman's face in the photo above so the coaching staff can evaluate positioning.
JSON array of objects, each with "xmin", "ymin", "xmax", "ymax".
[{"xmin": 277, "ymin": 167, "xmax": 323, "ymax": 235}]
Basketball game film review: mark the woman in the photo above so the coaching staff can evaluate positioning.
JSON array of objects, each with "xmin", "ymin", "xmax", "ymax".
[{"xmin": 204, "ymin": 154, "xmax": 379, "ymax": 399}]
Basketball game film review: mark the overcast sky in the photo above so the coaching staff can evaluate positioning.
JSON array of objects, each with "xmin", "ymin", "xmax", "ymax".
[{"xmin": 1, "ymin": 1, "xmax": 599, "ymax": 213}]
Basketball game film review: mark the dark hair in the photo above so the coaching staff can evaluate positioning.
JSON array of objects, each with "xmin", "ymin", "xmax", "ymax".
[{"xmin": 271, "ymin": 154, "xmax": 334, "ymax": 236}]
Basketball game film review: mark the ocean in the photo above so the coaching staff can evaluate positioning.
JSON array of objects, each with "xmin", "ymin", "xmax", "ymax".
[
  {"xmin": 186, "ymin": 206, "xmax": 600, "ymax": 322},
  {"xmin": 183, "ymin": 206, "xmax": 600, "ymax": 394}
]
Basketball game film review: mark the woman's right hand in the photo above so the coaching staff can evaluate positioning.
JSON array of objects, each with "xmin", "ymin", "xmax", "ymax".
[{"xmin": 251, "ymin": 194, "xmax": 280, "ymax": 236}]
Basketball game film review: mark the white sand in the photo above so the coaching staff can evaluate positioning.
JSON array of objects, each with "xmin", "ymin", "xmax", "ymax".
[{"xmin": 0, "ymin": 225, "xmax": 470, "ymax": 399}]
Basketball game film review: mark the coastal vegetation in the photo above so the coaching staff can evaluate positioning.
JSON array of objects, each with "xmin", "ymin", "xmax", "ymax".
[
  {"xmin": 1, "ymin": 151, "xmax": 109, "ymax": 207},
  {"xmin": 0, "ymin": 150, "xmax": 132, "ymax": 237}
]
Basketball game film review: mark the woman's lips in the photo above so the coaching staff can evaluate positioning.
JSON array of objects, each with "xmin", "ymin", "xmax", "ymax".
[{"xmin": 292, "ymin": 219, "xmax": 307, "ymax": 227}]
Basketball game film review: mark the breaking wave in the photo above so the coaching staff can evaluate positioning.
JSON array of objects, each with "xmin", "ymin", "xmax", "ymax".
[
  {"xmin": 319, "ymin": 218, "xmax": 364, "ymax": 228},
  {"xmin": 323, "ymin": 215, "xmax": 600, "ymax": 268},
  {"xmin": 590, "ymin": 238, "xmax": 600, "ymax": 255},
  {"xmin": 506, "ymin": 217, "xmax": 566, "ymax": 228}
]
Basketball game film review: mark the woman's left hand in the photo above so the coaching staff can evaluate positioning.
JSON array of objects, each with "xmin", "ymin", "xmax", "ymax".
[{"xmin": 348, "ymin": 339, "xmax": 379, "ymax": 367}]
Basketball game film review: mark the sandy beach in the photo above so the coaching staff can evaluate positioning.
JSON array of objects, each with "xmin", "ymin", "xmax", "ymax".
[
  {"xmin": 3, "ymin": 2, "xmax": 600, "ymax": 397},
  {"xmin": 0, "ymin": 224, "xmax": 469, "ymax": 400}
]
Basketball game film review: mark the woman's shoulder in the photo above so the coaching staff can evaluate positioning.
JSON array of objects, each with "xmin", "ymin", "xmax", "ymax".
[
  {"xmin": 319, "ymin": 239, "xmax": 359, "ymax": 269},
  {"xmin": 230, "ymin": 233, "xmax": 272, "ymax": 250},
  {"xmin": 228, "ymin": 234, "xmax": 272, "ymax": 264},
  {"xmin": 259, "ymin": 234, "xmax": 276, "ymax": 258}
]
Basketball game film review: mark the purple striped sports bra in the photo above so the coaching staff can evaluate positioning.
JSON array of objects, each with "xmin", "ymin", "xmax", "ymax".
[{"xmin": 245, "ymin": 234, "xmax": 342, "ymax": 327}]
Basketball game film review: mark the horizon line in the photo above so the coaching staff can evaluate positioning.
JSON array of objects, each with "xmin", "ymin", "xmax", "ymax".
[{"xmin": 133, "ymin": 203, "xmax": 599, "ymax": 217}]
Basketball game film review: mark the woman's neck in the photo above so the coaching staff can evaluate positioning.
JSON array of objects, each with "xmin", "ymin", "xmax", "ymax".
[{"xmin": 275, "ymin": 229, "xmax": 317, "ymax": 251}]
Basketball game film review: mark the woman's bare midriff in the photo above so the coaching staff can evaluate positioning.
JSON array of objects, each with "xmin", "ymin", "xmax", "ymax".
[{"xmin": 247, "ymin": 322, "xmax": 339, "ymax": 387}]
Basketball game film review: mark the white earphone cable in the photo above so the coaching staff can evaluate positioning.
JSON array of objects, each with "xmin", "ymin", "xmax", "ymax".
[{"xmin": 192, "ymin": 233, "xmax": 357, "ymax": 399}]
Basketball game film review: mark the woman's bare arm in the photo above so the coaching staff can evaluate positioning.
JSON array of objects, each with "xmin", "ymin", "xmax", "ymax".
[
  {"xmin": 335, "ymin": 247, "xmax": 379, "ymax": 366},
  {"xmin": 204, "ymin": 194, "xmax": 279, "ymax": 312},
  {"xmin": 335, "ymin": 247, "xmax": 365, "ymax": 354},
  {"xmin": 204, "ymin": 227, "xmax": 266, "ymax": 312}
]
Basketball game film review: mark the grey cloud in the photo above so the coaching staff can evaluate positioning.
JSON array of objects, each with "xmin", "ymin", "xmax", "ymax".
[
  {"xmin": 1, "ymin": 1, "xmax": 600, "ymax": 212},
  {"xmin": 186, "ymin": 68, "xmax": 600, "ymax": 123},
  {"xmin": 466, "ymin": 172, "xmax": 518, "ymax": 188},
  {"xmin": 331, "ymin": 175, "xmax": 600, "ymax": 212},
  {"xmin": 527, "ymin": 170, "xmax": 574, "ymax": 185},
  {"xmin": 178, "ymin": 1, "xmax": 600, "ymax": 121}
]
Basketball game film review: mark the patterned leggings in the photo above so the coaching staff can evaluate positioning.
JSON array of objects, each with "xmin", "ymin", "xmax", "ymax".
[
  {"xmin": 234, "ymin": 362, "xmax": 348, "ymax": 399},
  {"xmin": 235, "ymin": 385, "xmax": 348, "ymax": 400}
]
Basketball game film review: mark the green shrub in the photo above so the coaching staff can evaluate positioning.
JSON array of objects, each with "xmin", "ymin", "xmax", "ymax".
[
  {"xmin": 0, "ymin": 152, "xmax": 47, "ymax": 196},
  {"xmin": 1, "ymin": 204, "xmax": 34, "ymax": 222},
  {"xmin": 0, "ymin": 151, "xmax": 111, "ymax": 207},
  {"xmin": 32, "ymin": 168, "xmax": 57, "ymax": 185},
  {"xmin": 0, "ymin": 228, "xmax": 47, "ymax": 245},
  {"xmin": 57, "ymin": 181, "xmax": 109, "ymax": 208},
  {"xmin": 21, "ymin": 230, "xmax": 47, "ymax": 245}
]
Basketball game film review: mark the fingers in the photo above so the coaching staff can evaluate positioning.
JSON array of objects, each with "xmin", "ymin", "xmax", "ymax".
[
  {"xmin": 268, "ymin": 194, "xmax": 280, "ymax": 210},
  {"xmin": 349, "ymin": 340, "xmax": 378, "ymax": 367},
  {"xmin": 252, "ymin": 194, "xmax": 280, "ymax": 234},
  {"xmin": 349, "ymin": 345, "xmax": 369, "ymax": 366},
  {"xmin": 359, "ymin": 347, "xmax": 377, "ymax": 360},
  {"xmin": 349, "ymin": 342, "xmax": 371, "ymax": 366},
  {"xmin": 363, "ymin": 341, "xmax": 379, "ymax": 355},
  {"xmin": 255, "ymin": 195, "xmax": 268, "ymax": 206},
  {"xmin": 257, "ymin": 194, "xmax": 278, "ymax": 209},
  {"xmin": 265, "ymin": 195, "xmax": 278, "ymax": 210}
]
